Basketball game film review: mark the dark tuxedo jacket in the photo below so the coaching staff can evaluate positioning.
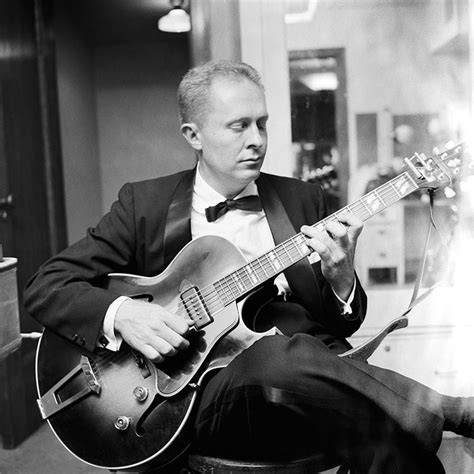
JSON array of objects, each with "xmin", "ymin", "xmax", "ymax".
[{"xmin": 24, "ymin": 169, "xmax": 366, "ymax": 353}]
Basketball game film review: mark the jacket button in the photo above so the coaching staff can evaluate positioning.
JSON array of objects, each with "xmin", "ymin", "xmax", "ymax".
[{"xmin": 72, "ymin": 334, "xmax": 85, "ymax": 346}]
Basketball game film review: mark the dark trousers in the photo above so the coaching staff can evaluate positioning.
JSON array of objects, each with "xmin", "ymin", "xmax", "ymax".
[{"xmin": 192, "ymin": 333, "xmax": 446, "ymax": 473}]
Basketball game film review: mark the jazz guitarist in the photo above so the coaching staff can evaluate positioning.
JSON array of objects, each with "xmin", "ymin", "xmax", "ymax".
[{"xmin": 24, "ymin": 60, "xmax": 474, "ymax": 473}]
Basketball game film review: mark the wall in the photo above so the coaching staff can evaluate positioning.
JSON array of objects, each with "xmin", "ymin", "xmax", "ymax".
[
  {"xmin": 94, "ymin": 40, "xmax": 194, "ymax": 212},
  {"xmin": 55, "ymin": 10, "xmax": 193, "ymax": 230},
  {"xmin": 239, "ymin": 0, "xmax": 294, "ymax": 178},
  {"xmin": 54, "ymin": 4, "xmax": 102, "ymax": 243},
  {"xmin": 285, "ymin": 0, "xmax": 470, "ymax": 175}
]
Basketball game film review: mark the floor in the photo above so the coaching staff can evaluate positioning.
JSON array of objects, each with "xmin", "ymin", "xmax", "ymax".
[
  {"xmin": 0, "ymin": 424, "xmax": 102, "ymax": 474},
  {"xmin": 1, "ymin": 423, "xmax": 474, "ymax": 473}
]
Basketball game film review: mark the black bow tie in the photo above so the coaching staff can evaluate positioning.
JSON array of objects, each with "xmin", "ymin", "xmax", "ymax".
[{"xmin": 205, "ymin": 195, "xmax": 262, "ymax": 222}]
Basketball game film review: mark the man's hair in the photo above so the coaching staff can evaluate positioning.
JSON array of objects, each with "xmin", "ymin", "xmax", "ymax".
[{"xmin": 177, "ymin": 59, "xmax": 264, "ymax": 125}]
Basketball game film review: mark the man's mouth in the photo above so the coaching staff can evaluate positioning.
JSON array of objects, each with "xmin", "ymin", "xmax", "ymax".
[{"xmin": 242, "ymin": 156, "xmax": 261, "ymax": 162}]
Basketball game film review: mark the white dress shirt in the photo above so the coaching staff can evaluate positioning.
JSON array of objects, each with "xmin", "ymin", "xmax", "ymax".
[{"xmin": 101, "ymin": 165, "xmax": 355, "ymax": 350}]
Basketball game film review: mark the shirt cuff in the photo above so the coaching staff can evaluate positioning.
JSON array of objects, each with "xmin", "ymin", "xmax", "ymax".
[
  {"xmin": 100, "ymin": 296, "xmax": 130, "ymax": 351},
  {"xmin": 332, "ymin": 279, "xmax": 356, "ymax": 316}
]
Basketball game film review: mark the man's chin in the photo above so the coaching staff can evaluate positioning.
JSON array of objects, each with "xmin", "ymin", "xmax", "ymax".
[{"xmin": 238, "ymin": 168, "xmax": 261, "ymax": 183}]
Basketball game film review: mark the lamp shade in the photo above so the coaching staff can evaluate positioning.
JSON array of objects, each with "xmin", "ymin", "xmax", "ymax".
[{"xmin": 158, "ymin": 8, "xmax": 191, "ymax": 33}]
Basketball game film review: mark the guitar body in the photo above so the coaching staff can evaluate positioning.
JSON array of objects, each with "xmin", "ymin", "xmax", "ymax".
[{"xmin": 36, "ymin": 236, "xmax": 277, "ymax": 471}]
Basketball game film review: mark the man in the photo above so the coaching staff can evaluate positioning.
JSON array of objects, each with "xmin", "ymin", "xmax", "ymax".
[{"xmin": 24, "ymin": 60, "xmax": 473, "ymax": 473}]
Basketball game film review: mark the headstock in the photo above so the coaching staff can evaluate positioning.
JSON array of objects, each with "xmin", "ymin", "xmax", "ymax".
[{"xmin": 403, "ymin": 141, "xmax": 466, "ymax": 190}]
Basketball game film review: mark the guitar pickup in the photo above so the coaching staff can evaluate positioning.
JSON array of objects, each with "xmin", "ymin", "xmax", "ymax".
[{"xmin": 180, "ymin": 285, "xmax": 212, "ymax": 329}]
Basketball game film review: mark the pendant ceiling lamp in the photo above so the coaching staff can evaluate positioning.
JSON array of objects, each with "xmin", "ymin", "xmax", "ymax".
[{"xmin": 158, "ymin": 0, "xmax": 191, "ymax": 33}]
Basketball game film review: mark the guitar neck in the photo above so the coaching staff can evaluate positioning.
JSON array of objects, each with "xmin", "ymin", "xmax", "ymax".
[{"xmin": 213, "ymin": 169, "xmax": 420, "ymax": 306}]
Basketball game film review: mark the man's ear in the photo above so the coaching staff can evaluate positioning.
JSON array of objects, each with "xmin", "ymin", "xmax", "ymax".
[{"xmin": 181, "ymin": 122, "xmax": 202, "ymax": 151}]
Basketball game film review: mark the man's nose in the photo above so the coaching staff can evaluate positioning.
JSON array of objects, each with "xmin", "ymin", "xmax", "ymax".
[{"xmin": 246, "ymin": 123, "xmax": 265, "ymax": 148}]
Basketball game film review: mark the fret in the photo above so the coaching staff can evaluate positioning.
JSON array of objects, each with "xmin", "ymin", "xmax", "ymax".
[
  {"xmin": 225, "ymin": 275, "xmax": 240, "ymax": 299},
  {"xmin": 404, "ymin": 171, "xmax": 418, "ymax": 189},
  {"xmin": 346, "ymin": 204, "xmax": 357, "ymax": 216},
  {"xmin": 359, "ymin": 198, "xmax": 373, "ymax": 218},
  {"xmin": 262, "ymin": 253, "xmax": 276, "ymax": 277},
  {"xmin": 363, "ymin": 192, "xmax": 384, "ymax": 214},
  {"xmin": 291, "ymin": 234, "xmax": 307, "ymax": 257},
  {"xmin": 247, "ymin": 263, "xmax": 260, "ymax": 284},
  {"xmin": 215, "ymin": 279, "xmax": 232, "ymax": 305},
  {"xmin": 268, "ymin": 250, "xmax": 283, "ymax": 272},
  {"xmin": 283, "ymin": 239, "xmax": 300, "ymax": 263},
  {"xmin": 253, "ymin": 258, "xmax": 268, "ymax": 280},
  {"xmin": 388, "ymin": 180, "xmax": 402, "ymax": 198},
  {"xmin": 293, "ymin": 237, "xmax": 308, "ymax": 257},
  {"xmin": 231, "ymin": 271, "xmax": 246, "ymax": 293},
  {"xmin": 218, "ymin": 276, "xmax": 235, "ymax": 301},
  {"xmin": 222, "ymin": 279, "xmax": 235, "ymax": 302},
  {"xmin": 373, "ymin": 189, "xmax": 386, "ymax": 206},
  {"xmin": 281, "ymin": 240, "xmax": 298, "ymax": 266},
  {"xmin": 250, "ymin": 260, "xmax": 265, "ymax": 282},
  {"xmin": 393, "ymin": 176, "xmax": 410, "ymax": 196},
  {"xmin": 251, "ymin": 258, "xmax": 267, "ymax": 283},
  {"xmin": 238, "ymin": 266, "xmax": 253, "ymax": 289}
]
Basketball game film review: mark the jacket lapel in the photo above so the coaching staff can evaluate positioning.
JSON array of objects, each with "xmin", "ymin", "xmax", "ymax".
[
  {"xmin": 257, "ymin": 174, "xmax": 323, "ymax": 315},
  {"xmin": 162, "ymin": 168, "xmax": 195, "ymax": 269}
]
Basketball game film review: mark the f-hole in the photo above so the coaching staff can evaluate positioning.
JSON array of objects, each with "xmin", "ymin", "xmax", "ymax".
[{"xmin": 129, "ymin": 293, "xmax": 154, "ymax": 302}]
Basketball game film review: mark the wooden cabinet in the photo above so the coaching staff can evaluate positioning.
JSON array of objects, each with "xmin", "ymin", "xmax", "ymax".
[
  {"xmin": 355, "ymin": 202, "xmax": 404, "ymax": 285},
  {"xmin": 355, "ymin": 200, "xmax": 455, "ymax": 287}
]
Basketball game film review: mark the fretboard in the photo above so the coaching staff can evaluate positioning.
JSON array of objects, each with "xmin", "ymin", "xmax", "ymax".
[{"xmin": 213, "ymin": 169, "xmax": 419, "ymax": 306}]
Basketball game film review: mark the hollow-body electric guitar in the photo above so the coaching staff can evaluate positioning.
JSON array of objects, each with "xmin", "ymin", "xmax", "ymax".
[{"xmin": 35, "ymin": 143, "xmax": 464, "ymax": 471}]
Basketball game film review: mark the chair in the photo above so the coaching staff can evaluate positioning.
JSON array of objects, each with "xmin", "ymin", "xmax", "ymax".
[{"xmin": 185, "ymin": 452, "xmax": 344, "ymax": 473}]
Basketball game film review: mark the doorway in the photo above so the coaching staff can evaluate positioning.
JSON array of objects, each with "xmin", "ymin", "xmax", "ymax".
[
  {"xmin": 289, "ymin": 48, "xmax": 349, "ymax": 212},
  {"xmin": 0, "ymin": 0, "xmax": 67, "ymax": 447}
]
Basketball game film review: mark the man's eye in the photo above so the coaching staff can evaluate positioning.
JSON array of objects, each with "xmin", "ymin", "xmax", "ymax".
[
  {"xmin": 231, "ymin": 122, "xmax": 247, "ymax": 130},
  {"xmin": 258, "ymin": 121, "xmax": 267, "ymax": 130}
]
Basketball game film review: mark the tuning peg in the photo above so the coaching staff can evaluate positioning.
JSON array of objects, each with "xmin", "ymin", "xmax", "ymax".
[
  {"xmin": 415, "ymin": 152, "xmax": 430, "ymax": 168},
  {"xmin": 444, "ymin": 187, "xmax": 456, "ymax": 198}
]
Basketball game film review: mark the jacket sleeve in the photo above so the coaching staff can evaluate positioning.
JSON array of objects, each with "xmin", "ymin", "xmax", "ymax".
[
  {"xmin": 23, "ymin": 183, "xmax": 138, "ymax": 352},
  {"xmin": 303, "ymin": 180, "xmax": 367, "ymax": 338},
  {"xmin": 312, "ymin": 264, "xmax": 367, "ymax": 338}
]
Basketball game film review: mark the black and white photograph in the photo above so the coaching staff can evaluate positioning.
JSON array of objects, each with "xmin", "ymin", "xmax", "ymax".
[{"xmin": 1, "ymin": 0, "xmax": 473, "ymax": 472}]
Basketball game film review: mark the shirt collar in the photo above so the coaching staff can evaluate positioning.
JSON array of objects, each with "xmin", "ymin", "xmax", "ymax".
[{"xmin": 193, "ymin": 162, "xmax": 259, "ymax": 213}]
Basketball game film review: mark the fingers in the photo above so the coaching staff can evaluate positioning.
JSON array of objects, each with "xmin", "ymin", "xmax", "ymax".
[
  {"xmin": 301, "ymin": 213, "xmax": 363, "ymax": 250},
  {"xmin": 301, "ymin": 224, "xmax": 345, "ymax": 259},
  {"xmin": 301, "ymin": 225, "xmax": 332, "ymax": 259},
  {"xmin": 324, "ymin": 219, "xmax": 348, "ymax": 241},
  {"xmin": 164, "ymin": 312, "xmax": 193, "ymax": 335},
  {"xmin": 159, "ymin": 318, "xmax": 191, "ymax": 351},
  {"xmin": 334, "ymin": 213, "xmax": 363, "ymax": 238},
  {"xmin": 115, "ymin": 300, "xmax": 192, "ymax": 362}
]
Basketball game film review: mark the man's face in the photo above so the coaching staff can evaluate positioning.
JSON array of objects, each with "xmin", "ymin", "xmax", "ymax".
[{"xmin": 187, "ymin": 77, "xmax": 268, "ymax": 197}]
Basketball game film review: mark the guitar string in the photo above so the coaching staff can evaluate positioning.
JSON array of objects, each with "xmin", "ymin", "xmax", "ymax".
[
  {"xmin": 173, "ymin": 171, "xmax": 417, "ymax": 319},
  {"xmin": 158, "ymin": 144, "xmax": 462, "ymax": 322},
  {"xmin": 177, "ymin": 172, "xmax": 415, "ymax": 317}
]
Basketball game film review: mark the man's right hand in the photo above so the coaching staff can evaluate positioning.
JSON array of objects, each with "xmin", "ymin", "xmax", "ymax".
[{"xmin": 114, "ymin": 299, "xmax": 193, "ymax": 363}]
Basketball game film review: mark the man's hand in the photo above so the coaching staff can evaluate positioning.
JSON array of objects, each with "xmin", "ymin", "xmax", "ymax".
[
  {"xmin": 115, "ymin": 299, "xmax": 193, "ymax": 363},
  {"xmin": 301, "ymin": 213, "xmax": 363, "ymax": 300}
]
